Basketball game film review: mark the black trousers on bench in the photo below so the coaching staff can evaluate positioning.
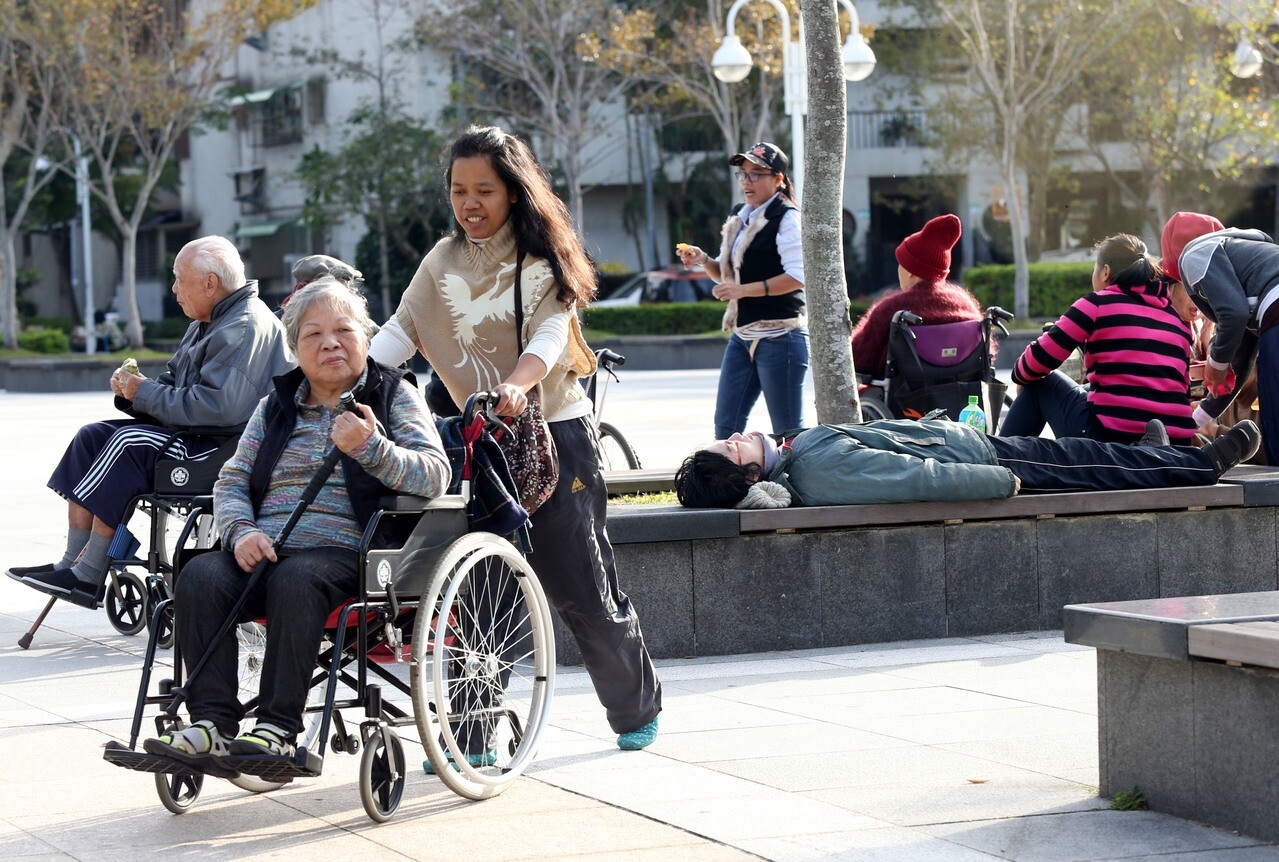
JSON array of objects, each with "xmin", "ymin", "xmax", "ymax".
[{"xmin": 988, "ymin": 434, "xmax": 1218, "ymax": 492}]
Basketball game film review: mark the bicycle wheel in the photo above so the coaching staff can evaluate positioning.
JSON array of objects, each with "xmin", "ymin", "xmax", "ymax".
[
  {"xmin": 411, "ymin": 532, "xmax": 555, "ymax": 800},
  {"xmin": 597, "ymin": 422, "xmax": 641, "ymax": 470}
]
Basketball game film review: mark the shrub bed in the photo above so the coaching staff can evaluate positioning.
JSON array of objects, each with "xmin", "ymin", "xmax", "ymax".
[
  {"xmin": 18, "ymin": 328, "xmax": 70, "ymax": 353},
  {"xmin": 586, "ymin": 298, "xmax": 876, "ymax": 336},
  {"xmin": 963, "ymin": 262, "xmax": 1094, "ymax": 317}
]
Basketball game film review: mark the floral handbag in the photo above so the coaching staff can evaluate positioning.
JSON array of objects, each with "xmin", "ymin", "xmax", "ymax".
[
  {"xmin": 493, "ymin": 397, "xmax": 559, "ymax": 514},
  {"xmin": 493, "ymin": 249, "xmax": 560, "ymax": 514}
]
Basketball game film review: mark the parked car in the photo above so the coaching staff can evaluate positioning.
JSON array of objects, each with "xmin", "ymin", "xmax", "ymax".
[
  {"xmin": 642, "ymin": 265, "xmax": 717, "ymax": 303},
  {"xmin": 592, "ymin": 265, "xmax": 717, "ymax": 308}
]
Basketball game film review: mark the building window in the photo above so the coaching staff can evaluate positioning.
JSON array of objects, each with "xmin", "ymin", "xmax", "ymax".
[
  {"xmin": 262, "ymin": 85, "xmax": 304, "ymax": 147},
  {"xmin": 307, "ymin": 78, "xmax": 326, "ymax": 126}
]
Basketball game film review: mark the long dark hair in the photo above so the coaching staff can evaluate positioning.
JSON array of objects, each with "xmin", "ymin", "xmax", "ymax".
[
  {"xmin": 1095, "ymin": 233, "xmax": 1163, "ymax": 290},
  {"xmin": 674, "ymin": 450, "xmax": 761, "ymax": 508},
  {"xmin": 446, "ymin": 125, "xmax": 597, "ymax": 306}
]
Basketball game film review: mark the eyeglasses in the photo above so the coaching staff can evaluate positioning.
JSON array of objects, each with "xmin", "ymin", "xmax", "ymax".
[{"xmin": 734, "ymin": 170, "xmax": 775, "ymax": 183}]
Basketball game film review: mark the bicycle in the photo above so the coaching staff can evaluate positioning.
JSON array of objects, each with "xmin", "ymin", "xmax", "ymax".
[{"xmin": 584, "ymin": 349, "xmax": 642, "ymax": 470}]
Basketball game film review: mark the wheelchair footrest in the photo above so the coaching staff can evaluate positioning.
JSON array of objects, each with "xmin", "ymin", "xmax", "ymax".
[
  {"xmin": 103, "ymin": 741, "xmax": 195, "ymax": 775},
  {"xmin": 219, "ymin": 747, "xmax": 323, "ymax": 781}
]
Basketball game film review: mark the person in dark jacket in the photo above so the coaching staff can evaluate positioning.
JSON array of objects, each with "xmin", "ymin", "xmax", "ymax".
[
  {"xmin": 674, "ymin": 419, "xmax": 1261, "ymax": 510},
  {"xmin": 677, "ymin": 142, "xmax": 808, "ymax": 438},
  {"xmin": 143, "ymin": 278, "xmax": 449, "ymax": 772},
  {"xmin": 6, "ymin": 235, "xmax": 293, "ymax": 603},
  {"xmin": 1161, "ymin": 211, "xmax": 1279, "ymax": 462}
]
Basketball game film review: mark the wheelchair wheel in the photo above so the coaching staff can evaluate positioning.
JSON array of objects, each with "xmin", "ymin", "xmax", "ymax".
[
  {"xmin": 227, "ymin": 622, "xmax": 289, "ymax": 794},
  {"xmin": 106, "ymin": 571, "xmax": 148, "ymax": 636},
  {"xmin": 858, "ymin": 394, "xmax": 891, "ymax": 423},
  {"xmin": 411, "ymin": 533, "xmax": 555, "ymax": 801},
  {"xmin": 359, "ymin": 727, "xmax": 406, "ymax": 822},
  {"xmin": 597, "ymin": 422, "xmax": 641, "ymax": 470},
  {"xmin": 155, "ymin": 769, "xmax": 203, "ymax": 814}
]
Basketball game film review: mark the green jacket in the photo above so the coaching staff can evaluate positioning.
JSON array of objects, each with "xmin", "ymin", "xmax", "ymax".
[{"xmin": 769, "ymin": 420, "xmax": 1016, "ymax": 506}]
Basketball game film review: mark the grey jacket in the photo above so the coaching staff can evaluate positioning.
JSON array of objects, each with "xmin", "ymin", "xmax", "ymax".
[
  {"xmin": 117, "ymin": 281, "xmax": 293, "ymax": 428},
  {"xmin": 769, "ymin": 420, "xmax": 1016, "ymax": 506},
  {"xmin": 1179, "ymin": 227, "xmax": 1279, "ymax": 365}
]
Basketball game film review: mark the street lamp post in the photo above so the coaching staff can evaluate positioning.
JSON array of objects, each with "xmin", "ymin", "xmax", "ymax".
[
  {"xmin": 711, "ymin": 0, "xmax": 875, "ymax": 200},
  {"xmin": 73, "ymin": 134, "xmax": 95, "ymax": 356}
]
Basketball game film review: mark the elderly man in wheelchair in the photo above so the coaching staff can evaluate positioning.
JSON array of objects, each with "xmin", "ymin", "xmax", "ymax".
[
  {"xmin": 143, "ymin": 278, "xmax": 451, "ymax": 774},
  {"xmin": 6, "ymin": 236, "xmax": 292, "ymax": 618}
]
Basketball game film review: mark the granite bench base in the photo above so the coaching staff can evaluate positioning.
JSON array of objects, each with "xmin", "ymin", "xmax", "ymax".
[
  {"xmin": 3, "ymin": 358, "xmax": 170, "ymax": 393},
  {"xmin": 547, "ymin": 466, "xmax": 1279, "ymax": 666},
  {"xmin": 1064, "ymin": 592, "xmax": 1279, "ymax": 844}
]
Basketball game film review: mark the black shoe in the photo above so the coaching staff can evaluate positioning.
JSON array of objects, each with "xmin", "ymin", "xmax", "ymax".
[
  {"xmin": 21, "ymin": 567, "xmax": 85, "ymax": 598},
  {"xmin": 1137, "ymin": 419, "xmax": 1169, "ymax": 448},
  {"xmin": 6, "ymin": 563, "xmax": 55, "ymax": 583},
  {"xmin": 1206, "ymin": 421, "xmax": 1262, "ymax": 475}
]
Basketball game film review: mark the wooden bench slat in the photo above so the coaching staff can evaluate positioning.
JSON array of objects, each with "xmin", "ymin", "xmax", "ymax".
[{"xmin": 1188, "ymin": 621, "xmax": 1279, "ymax": 669}]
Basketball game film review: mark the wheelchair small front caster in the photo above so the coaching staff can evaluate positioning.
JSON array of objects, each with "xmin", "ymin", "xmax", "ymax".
[
  {"xmin": 359, "ymin": 728, "xmax": 405, "ymax": 823},
  {"xmin": 331, "ymin": 733, "xmax": 359, "ymax": 754},
  {"xmin": 155, "ymin": 769, "xmax": 203, "ymax": 814}
]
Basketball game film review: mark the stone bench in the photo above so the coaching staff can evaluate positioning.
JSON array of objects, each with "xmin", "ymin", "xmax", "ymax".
[
  {"xmin": 580, "ymin": 468, "xmax": 1279, "ymax": 666},
  {"xmin": 1063, "ymin": 591, "xmax": 1279, "ymax": 843},
  {"xmin": 2, "ymin": 357, "xmax": 170, "ymax": 393}
]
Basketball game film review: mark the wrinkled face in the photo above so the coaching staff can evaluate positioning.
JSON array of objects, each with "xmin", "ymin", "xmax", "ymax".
[
  {"xmin": 171, "ymin": 251, "xmax": 219, "ymax": 323},
  {"xmin": 705, "ymin": 431, "xmax": 767, "ymax": 474},
  {"xmin": 297, "ymin": 300, "xmax": 368, "ymax": 394},
  {"xmin": 451, "ymin": 155, "xmax": 517, "ymax": 241}
]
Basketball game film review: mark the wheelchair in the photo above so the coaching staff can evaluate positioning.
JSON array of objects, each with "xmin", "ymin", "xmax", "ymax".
[
  {"xmin": 18, "ymin": 426, "xmax": 242, "ymax": 650},
  {"xmin": 858, "ymin": 305, "xmax": 1013, "ymax": 428},
  {"xmin": 102, "ymin": 394, "xmax": 556, "ymax": 822}
]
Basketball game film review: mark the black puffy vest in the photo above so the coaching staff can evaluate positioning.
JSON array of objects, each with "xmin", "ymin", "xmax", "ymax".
[
  {"xmin": 733, "ymin": 195, "xmax": 805, "ymax": 326},
  {"xmin": 249, "ymin": 358, "xmax": 408, "ymax": 531}
]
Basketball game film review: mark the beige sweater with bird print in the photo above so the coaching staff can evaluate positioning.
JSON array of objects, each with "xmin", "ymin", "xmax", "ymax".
[{"xmin": 395, "ymin": 221, "xmax": 596, "ymax": 418}]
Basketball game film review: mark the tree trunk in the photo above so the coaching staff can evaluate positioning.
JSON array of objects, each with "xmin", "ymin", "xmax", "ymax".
[
  {"xmin": 377, "ymin": 206, "xmax": 393, "ymax": 322},
  {"xmin": 801, "ymin": 0, "xmax": 858, "ymax": 425},
  {"xmin": 1, "ymin": 227, "xmax": 17, "ymax": 350},
  {"xmin": 1002, "ymin": 122, "xmax": 1030, "ymax": 320},
  {"xmin": 120, "ymin": 224, "xmax": 144, "ymax": 348}
]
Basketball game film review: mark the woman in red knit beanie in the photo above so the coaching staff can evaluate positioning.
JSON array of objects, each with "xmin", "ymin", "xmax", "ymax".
[{"xmin": 851, "ymin": 214, "xmax": 982, "ymax": 379}]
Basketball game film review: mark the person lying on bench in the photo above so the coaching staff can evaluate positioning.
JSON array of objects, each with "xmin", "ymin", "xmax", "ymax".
[
  {"xmin": 674, "ymin": 418, "xmax": 1260, "ymax": 509},
  {"xmin": 143, "ymin": 279, "xmax": 450, "ymax": 772}
]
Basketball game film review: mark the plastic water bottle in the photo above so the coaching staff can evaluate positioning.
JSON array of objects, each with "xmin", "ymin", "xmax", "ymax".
[{"xmin": 958, "ymin": 395, "xmax": 987, "ymax": 434}]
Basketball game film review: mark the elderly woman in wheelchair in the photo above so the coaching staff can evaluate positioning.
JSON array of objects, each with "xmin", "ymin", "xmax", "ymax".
[{"xmin": 143, "ymin": 277, "xmax": 450, "ymax": 775}]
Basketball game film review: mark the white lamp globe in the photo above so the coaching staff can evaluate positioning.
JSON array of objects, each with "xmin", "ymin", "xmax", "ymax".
[
  {"xmin": 1231, "ymin": 39, "xmax": 1263, "ymax": 79},
  {"xmin": 712, "ymin": 35, "xmax": 754, "ymax": 83},
  {"xmin": 843, "ymin": 34, "xmax": 876, "ymax": 82}
]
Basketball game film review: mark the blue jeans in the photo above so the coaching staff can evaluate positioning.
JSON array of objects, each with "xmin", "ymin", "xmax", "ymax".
[
  {"xmin": 1256, "ymin": 326, "xmax": 1279, "ymax": 464},
  {"xmin": 1000, "ymin": 371, "xmax": 1094, "ymax": 439},
  {"xmin": 987, "ymin": 434, "xmax": 1218, "ymax": 491},
  {"xmin": 714, "ymin": 329, "xmax": 810, "ymax": 439}
]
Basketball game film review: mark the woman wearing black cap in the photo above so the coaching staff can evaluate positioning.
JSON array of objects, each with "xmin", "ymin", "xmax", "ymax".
[{"xmin": 676, "ymin": 142, "xmax": 808, "ymax": 439}]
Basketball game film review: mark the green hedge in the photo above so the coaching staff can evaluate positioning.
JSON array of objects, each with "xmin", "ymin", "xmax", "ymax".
[
  {"xmin": 963, "ymin": 263, "xmax": 1094, "ymax": 317},
  {"xmin": 583, "ymin": 302, "xmax": 724, "ymax": 336},
  {"xmin": 144, "ymin": 318, "xmax": 193, "ymax": 340},
  {"xmin": 18, "ymin": 329, "xmax": 70, "ymax": 353},
  {"xmin": 586, "ymin": 298, "xmax": 875, "ymax": 336}
]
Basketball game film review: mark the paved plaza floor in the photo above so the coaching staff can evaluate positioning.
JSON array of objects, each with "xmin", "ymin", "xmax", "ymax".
[{"xmin": 2, "ymin": 381, "xmax": 1277, "ymax": 861}]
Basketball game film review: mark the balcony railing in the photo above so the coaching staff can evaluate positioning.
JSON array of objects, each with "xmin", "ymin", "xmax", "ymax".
[{"xmin": 848, "ymin": 110, "xmax": 930, "ymax": 150}]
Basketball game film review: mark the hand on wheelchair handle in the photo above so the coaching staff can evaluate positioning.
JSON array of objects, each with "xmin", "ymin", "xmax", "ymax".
[
  {"xmin": 491, "ymin": 382, "xmax": 528, "ymax": 417},
  {"xmin": 234, "ymin": 531, "xmax": 277, "ymax": 573}
]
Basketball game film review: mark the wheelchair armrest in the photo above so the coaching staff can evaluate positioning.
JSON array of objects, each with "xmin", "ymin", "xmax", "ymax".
[{"xmin": 378, "ymin": 493, "xmax": 466, "ymax": 513}]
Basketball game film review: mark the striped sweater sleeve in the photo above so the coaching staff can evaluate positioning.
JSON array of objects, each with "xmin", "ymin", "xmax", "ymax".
[{"xmin": 1012, "ymin": 297, "xmax": 1096, "ymax": 386}]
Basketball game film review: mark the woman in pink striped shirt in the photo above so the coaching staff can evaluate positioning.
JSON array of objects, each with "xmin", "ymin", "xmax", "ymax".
[{"xmin": 1001, "ymin": 233, "xmax": 1198, "ymax": 444}]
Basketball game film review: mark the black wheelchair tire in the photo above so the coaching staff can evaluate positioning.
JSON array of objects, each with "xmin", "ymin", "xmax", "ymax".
[
  {"xmin": 359, "ymin": 728, "xmax": 406, "ymax": 823},
  {"xmin": 106, "ymin": 571, "xmax": 148, "ymax": 636},
  {"xmin": 597, "ymin": 422, "xmax": 641, "ymax": 470},
  {"xmin": 155, "ymin": 769, "xmax": 203, "ymax": 814}
]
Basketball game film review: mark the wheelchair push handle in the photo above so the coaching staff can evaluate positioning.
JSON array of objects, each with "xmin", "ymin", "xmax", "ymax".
[
  {"xmin": 595, "ymin": 348, "xmax": 626, "ymax": 368},
  {"xmin": 463, "ymin": 391, "xmax": 505, "ymax": 430},
  {"xmin": 891, "ymin": 310, "xmax": 924, "ymax": 326},
  {"xmin": 984, "ymin": 306, "xmax": 1013, "ymax": 339}
]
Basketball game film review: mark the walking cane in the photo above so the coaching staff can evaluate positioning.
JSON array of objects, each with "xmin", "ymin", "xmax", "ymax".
[{"xmin": 163, "ymin": 389, "xmax": 360, "ymax": 719}]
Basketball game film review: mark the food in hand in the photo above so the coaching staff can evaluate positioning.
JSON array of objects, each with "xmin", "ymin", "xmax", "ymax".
[
  {"xmin": 676, "ymin": 243, "xmax": 693, "ymax": 254},
  {"xmin": 120, "ymin": 357, "xmax": 140, "ymax": 376}
]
